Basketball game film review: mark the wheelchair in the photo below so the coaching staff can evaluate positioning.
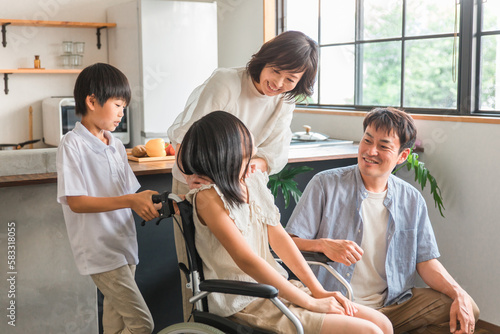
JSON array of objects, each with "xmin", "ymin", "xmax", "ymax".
[{"xmin": 151, "ymin": 191, "xmax": 353, "ymax": 334}]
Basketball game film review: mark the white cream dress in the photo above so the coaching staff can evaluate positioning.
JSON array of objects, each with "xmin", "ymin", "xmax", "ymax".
[{"xmin": 186, "ymin": 170, "xmax": 288, "ymax": 317}]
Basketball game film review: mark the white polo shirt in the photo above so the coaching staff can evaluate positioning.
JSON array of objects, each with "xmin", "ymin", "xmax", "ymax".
[{"xmin": 57, "ymin": 122, "xmax": 141, "ymax": 275}]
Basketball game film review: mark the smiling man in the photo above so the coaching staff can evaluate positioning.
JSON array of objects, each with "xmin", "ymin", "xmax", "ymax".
[{"xmin": 286, "ymin": 107, "xmax": 479, "ymax": 334}]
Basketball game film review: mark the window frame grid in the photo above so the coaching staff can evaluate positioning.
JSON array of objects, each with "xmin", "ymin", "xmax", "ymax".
[{"xmin": 280, "ymin": 0, "xmax": 500, "ymax": 116}]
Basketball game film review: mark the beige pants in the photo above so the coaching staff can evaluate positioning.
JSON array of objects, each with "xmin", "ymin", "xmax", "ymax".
[
  {"xmin": 172, "ymin": 178, "xmax": 194, "ymax": 322},
  {"xmin": 229, "ymin": 280, "xmax": 325, "ymax": 334},
  {"xmin": 379, "ymin": 287, "xmax": 480, "ymax": 334},
  {"xmin": 91, "ymin": 265, "xmax": 154, "ymax": 334}
]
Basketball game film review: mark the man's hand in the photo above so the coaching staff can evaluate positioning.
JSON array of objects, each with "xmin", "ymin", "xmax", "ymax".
[
  {"xmin": 416, "ymin": 259, "xmax": 477, "ymax": 333},
  {"xmin": 319, "ymin": 238, "xmax": 363, "ymax": 266},
  {"xmin": 450, "ymin": 291, "xmax": 475, "ymax": 333},
  {"xmin": 186, "ymin": 174, "xmax": 212, "ymax": 189}
]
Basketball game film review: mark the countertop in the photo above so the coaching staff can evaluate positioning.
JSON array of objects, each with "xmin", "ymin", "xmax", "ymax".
[{"xmin": 0, "ymin": 143, "xmax": 358, "ymax": 188}]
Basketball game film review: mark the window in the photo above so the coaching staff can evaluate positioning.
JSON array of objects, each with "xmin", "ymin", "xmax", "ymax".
[{"xmin": 281, "ymin": 0, "xmax": 500, "ymax": 115}]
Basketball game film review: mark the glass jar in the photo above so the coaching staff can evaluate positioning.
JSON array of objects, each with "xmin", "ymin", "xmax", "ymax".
[
  {"xmin": 73, "ymin": 42, "xmax": 85, "ymax": 54},
  {"xmin": 70, "ymin": 54, "xmax": 83, "ymax": 67},
  {"xmin": 62, "ymin": 41, "xmax": 73, "ymax": 54},
  {"xmin": 60, "ymin": 54, "xmax": 71, "ymax": 68}
]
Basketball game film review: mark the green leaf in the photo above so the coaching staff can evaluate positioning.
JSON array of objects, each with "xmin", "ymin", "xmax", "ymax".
[
  {"xmin": 268, "ymin": 164, "xmax": 314, "ymax": 209},
  {"xmin": 393, "ymin": 149, "xmax": 445, "ymax": 218}
]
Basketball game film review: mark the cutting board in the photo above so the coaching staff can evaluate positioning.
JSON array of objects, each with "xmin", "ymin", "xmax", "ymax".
[{"xmin": 126, "ymin": 149, "xmax": 175, "ymax": 162}]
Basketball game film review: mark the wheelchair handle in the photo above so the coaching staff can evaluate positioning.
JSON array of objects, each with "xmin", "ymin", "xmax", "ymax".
[{"xmin": 141, "ymin": 191, "xmax": 181, "ymax": 226}]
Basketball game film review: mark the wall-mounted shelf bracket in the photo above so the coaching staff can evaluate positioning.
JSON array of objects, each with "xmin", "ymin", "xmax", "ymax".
[
  {"xmin": 2, "ymin": 23, "xmax": 11, "ymax": 47},
  {"xmin": 3, "ymin": 73, "xmax": 10, "ymax": 94},
  {"xmin": 96, "ymin": 27, "xmax": 107, "ymax": 49}
]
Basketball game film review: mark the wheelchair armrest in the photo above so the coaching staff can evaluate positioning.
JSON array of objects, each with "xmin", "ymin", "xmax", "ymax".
[
  {"xmin": 199, "ymin": 279, "xmax": 278, "ymax": 299},
  {"xmin": 195, "ymin": 279, "xmax": 304, "ymax": 334},
  {"xmin": 300, "ymin": 251, "xmax": 331, "ymax": 263},
  {"xmin": 271, "ymin": 250, "xmax": 354, "ymax": 300}
]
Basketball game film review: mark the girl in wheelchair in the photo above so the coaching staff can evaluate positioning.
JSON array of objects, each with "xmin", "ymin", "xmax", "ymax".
[{"xmin": 177, "ymin": 111, "xmax": 392, "ymax": 334}]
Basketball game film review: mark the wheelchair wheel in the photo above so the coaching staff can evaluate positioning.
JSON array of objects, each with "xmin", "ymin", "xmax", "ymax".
[{"xmin": 158, "ymin": 322, "xmax": 224, "ymax": 334}]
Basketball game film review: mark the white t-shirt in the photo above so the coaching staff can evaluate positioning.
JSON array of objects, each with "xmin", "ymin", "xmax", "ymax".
[
  {"xmin": 57, "ymin": 122, "xmax": 141, "ymax": 275},
  {"xmin": 351, "ymin": 189, "xmax": 389, "ymax": 308},
  {"xmin": 167, "ymin": 67, "xmax": 295, "ymax": 181}
]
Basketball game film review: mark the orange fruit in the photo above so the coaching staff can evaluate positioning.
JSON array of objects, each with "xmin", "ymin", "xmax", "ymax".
[{"xmin": 145, "ymin": 138, "xmax": 166, "ymax": 157}]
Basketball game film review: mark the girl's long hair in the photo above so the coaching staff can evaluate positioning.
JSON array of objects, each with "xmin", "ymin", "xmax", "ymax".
[{"xmin": 177, "ymin": 111, "xmax": 253, "ymax": 207}]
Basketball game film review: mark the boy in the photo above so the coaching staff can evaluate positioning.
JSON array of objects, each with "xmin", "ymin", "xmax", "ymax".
[{"xmin": 57, "ymin": 63, "xmax": 158, "ymax": 334}]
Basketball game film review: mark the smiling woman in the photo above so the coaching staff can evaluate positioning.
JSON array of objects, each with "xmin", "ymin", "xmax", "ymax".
[{"xmin": 168, "ymin": 30, "xmax": 319, "ymax": 183}]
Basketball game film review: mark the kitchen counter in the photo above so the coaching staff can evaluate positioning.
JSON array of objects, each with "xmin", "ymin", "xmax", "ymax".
[{"xmin": 0, "ymin": 143, "xmax": 359, "ymax": 188}]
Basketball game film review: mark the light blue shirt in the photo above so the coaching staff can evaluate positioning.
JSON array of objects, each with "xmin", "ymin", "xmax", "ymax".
[{"xmin": 285, "ymin": 165, "xmax": 440, "ymax": 306}]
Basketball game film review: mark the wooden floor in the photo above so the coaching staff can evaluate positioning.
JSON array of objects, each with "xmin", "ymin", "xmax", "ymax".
[
  {"xmin": 476, "ymin": 329, "xmax": 491, "ymax": 334},
  {"xmin": 476, "ymin": 320, "xmax": 500, "ymax": 334}
]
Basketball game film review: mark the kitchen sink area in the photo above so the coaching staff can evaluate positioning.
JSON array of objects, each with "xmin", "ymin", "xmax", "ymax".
[{"xmin": 290, "ymin": 138, "xmax": 353, "ymax": 148}]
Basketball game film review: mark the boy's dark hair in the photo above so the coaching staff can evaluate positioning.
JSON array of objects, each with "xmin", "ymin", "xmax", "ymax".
[
  {"xmin": 363, "ymin": 107, "xmax": 417, "ymax": 153},
  {"xmin": 178, "ymin": 111, "xmax": 253, "ymax": 207},
  {"xmin": 247, "ymin": 31, "xmax": 319, "ymax": 102},
  {"xmin": 73, "ymin": 63, "xmax": 131, "ymax": 116}
]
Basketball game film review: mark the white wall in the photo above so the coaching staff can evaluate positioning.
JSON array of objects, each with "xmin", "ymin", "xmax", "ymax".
[
  {"xmin": 292, "ymin": 111, "xmax": 500, "ymax": 325},
  {"xmin": 217, "ymin": 0, "xmax": 263, "ymax": 68}
]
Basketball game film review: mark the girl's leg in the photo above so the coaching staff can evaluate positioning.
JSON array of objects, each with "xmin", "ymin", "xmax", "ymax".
[{"xmin": 320, "ymin": 304, "xmax": 393, "ymax": 334}]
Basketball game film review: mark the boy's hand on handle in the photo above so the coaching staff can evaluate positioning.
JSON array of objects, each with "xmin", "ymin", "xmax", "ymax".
[{"xmin": 130, "ymin": 190, "xmax": 160, "ymax": 222}]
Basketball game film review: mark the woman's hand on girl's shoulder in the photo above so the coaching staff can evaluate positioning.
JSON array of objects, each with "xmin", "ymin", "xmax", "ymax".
[
  {"xmin": 249, "ymin": 157, "xmax": 268, "ymax": 175},
  {"xmin": 186, "ymin": 174, "xmax": 213, "ymax": 189}
]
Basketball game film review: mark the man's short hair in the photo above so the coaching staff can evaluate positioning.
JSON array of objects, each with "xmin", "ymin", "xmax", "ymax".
[{"xmin": 363, "ymin": 107, "xmax": 417, "ymax": 152}]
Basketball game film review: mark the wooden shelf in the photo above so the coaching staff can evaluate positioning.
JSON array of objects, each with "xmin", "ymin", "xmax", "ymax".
[
  {"xmin": 1, "ymin": 18, "xmax": 116, "ymax": 49},
  {"xmin": 1, "ymin": 69, "xmax": 81, "ymax": 94},
  {"xmin": 0, "ymin": 19, "xmax": 116, "ymax": 29},
  {"xmin": 0, "ymin": 69, "xmax": 81, "ymax": 74}
]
